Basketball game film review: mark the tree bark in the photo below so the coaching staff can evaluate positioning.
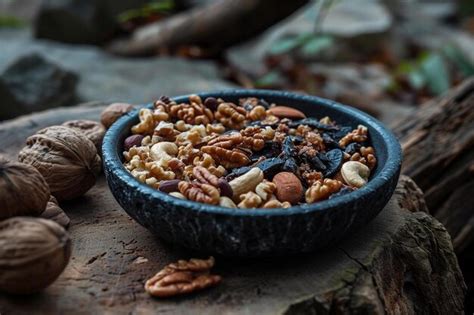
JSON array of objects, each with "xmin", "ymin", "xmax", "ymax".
[
  {"xmin": 107, "ymin": 0, "xmax": 309, "ymax": 56},
  {"xmin": 394, "ymin": 78, "xmax": 474, "ymax": 254}
]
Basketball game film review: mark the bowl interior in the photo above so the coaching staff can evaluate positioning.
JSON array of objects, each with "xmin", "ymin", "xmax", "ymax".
[{"xmin": 104, "ymin": 89, "xmax": 401, "ymax": 216}]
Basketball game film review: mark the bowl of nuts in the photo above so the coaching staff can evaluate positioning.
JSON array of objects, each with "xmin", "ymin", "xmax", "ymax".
[{"xmin": 102, "ymin": 90, "xmax": 401, "ymax": 256}]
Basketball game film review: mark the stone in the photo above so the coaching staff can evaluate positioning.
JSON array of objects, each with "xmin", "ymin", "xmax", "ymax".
[
  {"xmin": 34, "ymin": 0, "xmax": 149, "ymax": 44},
  {"xmin": 0, "ymin": 29, "xmax": 235, "ymax": 116},
  {"xmin": 0, "ymin": 53, "xmax": 78, "ymax": 120}
]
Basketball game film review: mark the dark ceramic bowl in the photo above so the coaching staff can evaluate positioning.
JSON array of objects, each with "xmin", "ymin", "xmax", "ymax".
[{"xmin": 103, "ymin": 90, "xmax": 402, "ymax": 257}]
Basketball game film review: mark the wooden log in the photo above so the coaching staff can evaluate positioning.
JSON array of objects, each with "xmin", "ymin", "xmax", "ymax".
[
  {"xmin": 394, "ymin": 78, "xmax": 474, "ymax": 254},
  {"xmin": 0, "ymin": 105, "xmax": 466, "ymax": 314},
  {"xmin": 107, "ymin": 0, "xmax": 309, "ymax": 56}
]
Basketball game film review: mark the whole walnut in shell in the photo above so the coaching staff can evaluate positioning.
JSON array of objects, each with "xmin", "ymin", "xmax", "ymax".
[
  {"xmin": 0, "ymin": 217, "xmax": 71, "ymax": 294},
  {"xmin": 101, "ymin": 103, "xmax": 134, "ymax": 129},
  {"xmin": 62, "ymin": 120, "xmax": 105, "ymax": 153},
  {"xmin": 18, "ymin": 126, "xmax": 102, "ymax": 201},
  {"xmin": 40, "ymin": 196, "xmax": 70, "ymax": 229},
  {"xmin": 0, "ymin": 156, "xmax": 50, "ymax": 220}
]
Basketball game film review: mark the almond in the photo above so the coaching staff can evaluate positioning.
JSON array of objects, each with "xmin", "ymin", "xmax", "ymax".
[
  {"xmin": 267, "ymin": 106, "xmax": 306, "ymax": 119},
  {"xmin": 272, "ymin": 172, "xmax": 303, "ymax": 205}
]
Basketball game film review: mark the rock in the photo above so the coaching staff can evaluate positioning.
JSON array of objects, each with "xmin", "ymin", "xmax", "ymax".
[
  {"xmin": 226, "ymin": 0, "xmax": 392, "ymax": 77},
  {"xmin": 34, "ymin": 0, "xmax": 150, "ymax": 44},
  {"xmin": 0, "ymin": 29, "xmax": 235, "ymax": 113},
  {"xmin": 0, "ymin": 53, "xmax": 78, "ymax": 120}
]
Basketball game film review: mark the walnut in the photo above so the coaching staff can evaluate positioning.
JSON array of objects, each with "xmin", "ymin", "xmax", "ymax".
[
  {"xmin": 192, "ymin": 154, "xmax": 226, "ymax": 178},
  {"xmin": 305, "ymin": 179, "xmax": 343, "ymax": 203},
  {"xmin": 101, "ymin": 103, "xmax": 134, "ymax": 129},
  {"xmin": 131, "ymin": 108, "xmax": 157, "ymax": 135},
  {"xmin": 339, "ymin": 125, "xmax": 368, "ymax": 148},
  {"xmin": 18, "ymin": 126, "xmax": 102, "ymax": 201},
  {"xmin": 169, "ymin": 99, "xmax": 214, "ymax": 125},
  {"xmin": 360, "ymin": 146, "xmax": 377, "ymax": 170},
  {"xmin": 205, "ymin": 123, "xmax": 225, "ymax": 135},
  {"xmin": 0, "ymin": 217, "xmax": 71, "ymax": 294},
  {"xmin": 214, "ymin": 102, "xmax": 246, "ymax": 129},
  {"xmin": 207, "ymin": 133, "xmax": 264, "ymax": 151},
  {"xmin": 262, "ymin": 197, "xmax": 291, "ymax": 209},
  {"xmin": 201, "ymin": 146, "xmax": 250, "ymax": 169},
  {"xmin": 238, "ymin": 191, "xmax": 262, "ymax": 208},
  {"xmin": 40, "ymin": 196, "xmax": 70, "ymax": 229},
  {"xmin": 302, "ymin": 170, "xmax": 323, "ymax": 186},
  {"xmin": 145, "ymin": 257, "xmax": 221, "ymax": 298},
  {"xmin": 304, "ymin": 131, "xmax": 325, "ymax": 151},
  {"xmin": 62, "ymin": 120, "xmax": 105, "ymax": 153},
  {"xmin": 247, "ymin": 105, "xmax": 267, "ymax": 121},
  {"xmin": 255, "ymin": 180, "xmax": 276, "ymax": 201},
  {"xmin": 154, "ymin": 121, "xmax": 179, "ymax": 140},
  {"xmin": 0, "ymin": 156, "xmax": 50, "ymax": 220},
  {"xmin": 178, "ymin": 181, "xmax": 220, "ymax": 205}
]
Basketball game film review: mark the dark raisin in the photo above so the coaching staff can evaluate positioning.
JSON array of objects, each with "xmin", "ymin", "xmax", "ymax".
[
  {"xmin": 159, "ymin": 95, "xmax": 171, "ymax": 104},
  {"xmin": 289, "ymin": 135, "xmax": 304, "ymax": 144},
  {"xmin": 242, "ymin": 102, "xmax": 254, "ymax": 112},
  {"xmin": 328, "ymin": 126, "xmax": 352, "ymax": 141},
  {"xmin": 204, "ymin": 97, "xmax": 219, "ymax": 111},
  {"xmin": 322, "ymin": 133, "xmax": 340, "ymax": 149},
  {"xmin": 344, "ymin": 143, "xmax": 362, "ymax": 155},
  {"xmin": 255, "ymin": 157, "xmax": 285, "ymax": 179},
  {"xmin": 217, "ymin": 179, "xmax": 233, "ymax": 198},
  {"xmin": 308, "ymin": 155, "xmax": 327, "ymax": 171},
  {"xmin": 225, "ymin": 166, "xmax": 252, "ymax": 181},
  {"xmin": 258, "ymin": 98, "xmax": 270, "ymax": 109},
  {"xmin": 282, "ymin": 158, "xmax": 298, "ymax": 173},
  {"xmin": 282, "ymin": 136, "xmax": 296, "ymax": 157},
  {"xmin": 322, "ymin": 149, "xmax": 344, "ymax": 177}
]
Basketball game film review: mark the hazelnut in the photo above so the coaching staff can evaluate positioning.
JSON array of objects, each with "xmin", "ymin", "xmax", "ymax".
[
  {"xmin": 18, "ymin": 126, "xmax": 102, "ymax": 201},
  {"xmin": 101, "ymin": 103, "xmax": 134, "ymax": 129},
  {"xmin": 40, "ymin": 196, "xmax": 70, "ymax": 229},
  {"xmin": 62, "ymin": 120, "xmax": 105, "ymax": 154},
  {"xmin": 272, "ymin": 172, "xmax": 303, "ymax": 205},
  {"xmin": 0, "ymin": 217, "xmax": 71, "ymax": 294},
  {"xmin": 0, "ymin": 156, "xmax": 50, "ymax": 220}
]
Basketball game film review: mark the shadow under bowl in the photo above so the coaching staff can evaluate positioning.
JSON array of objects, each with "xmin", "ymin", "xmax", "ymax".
[{"xmin": 102, "ymin": 89, "xmax": 402, "ymax": 257}]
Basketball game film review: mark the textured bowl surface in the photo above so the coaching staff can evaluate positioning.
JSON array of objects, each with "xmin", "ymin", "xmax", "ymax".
[{"xmin": 103, "ymin": 90, "xmax": 402, "ymax": 256}]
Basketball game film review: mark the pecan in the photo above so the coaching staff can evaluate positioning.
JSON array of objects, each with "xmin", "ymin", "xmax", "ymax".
[
  {"xmin": 208, "ymin": 133, "xmax": 264, "ymax": 151},
  {"xmin": 214, "ymin": 103, "xmax": 246, "ymax": 129},
  {"xmin": 201, "ymin": 146, "xmax": 250, "ymax": 169},
  {"xmin": 145, "ymin": 257, "xmax": 221, "ymax": 298},
  {"xmin": 193, "ymin": 166, "xmax": 220, "ymax": 186},
  {"xmin": 305, "ymin": 179, "xmax": 343, "ymax": 203},
  {"xmin": 178, "ymin": 181, "xmax": 220, "ymax": 205},
  {"xmin": 169, "ymin": 100, "xmax": 214, "ymax": 125}
]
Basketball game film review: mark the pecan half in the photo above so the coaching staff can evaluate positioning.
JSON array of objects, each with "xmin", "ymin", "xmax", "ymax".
[
  {"xmin": 193, "ymin": 166, "xmax": 220, "ymax": 186},
  {"xmin": 201, "ymin": 146, "xmax": 250, "ymax": 169},
  {"xmin": 178, "ymin": 181, "xmax": 220, "ymax": 205},
  {"xmin": 145, "ymin": 257, "xmax": 221, "ymax": 298}
]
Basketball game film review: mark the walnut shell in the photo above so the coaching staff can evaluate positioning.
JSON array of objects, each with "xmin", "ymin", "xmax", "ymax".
[
  {"xmin": 0, "ymin": 156, "xmax": 50, "ymax": 220},
  {"xmin": 0, "ymin": 217, "xmax": 71, "ymax": 294},
  {"xmin": 40, "ymin": 196, "xmax": 70, "ymax": 229},
  {"xmin": 101, "ymin": 103, "xmax": 134, "ymax": 129},
  {"xmin": 18, "ymin": 126, "xmax": 102, "ymax": 201},
  {"xmin": 62, "ymin": 120, "xmax": 105, "ymax": 153}
]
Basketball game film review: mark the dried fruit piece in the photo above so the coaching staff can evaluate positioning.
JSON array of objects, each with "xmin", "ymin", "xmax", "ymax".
[
  {"xmin": 267, "ymin": 106, "xmax": 306, "ymax": 119},
  {"xmin": 145, "ymin": 257, "xmax": 221, "ymax": 298},
  {"xmin": 18, "ymin": 126, "xmax": 102, "ymax": 201},
  {"xmin": 272, "ymin": 172, "xmax": 303, "ymax": 205},
  {"xmin": 101, "ymin": 103, "xmax": 134, "ymax": 129},
  {"xmin": 0, "ymin": 217, "xmax": 71, "ymax": 294},
  {"xmin": 123, "ymin": 134, "xmax": 145, "ymax": 151},
  {"xmin": 0, "ymin": 156, "xmax": 50, "ymax": 220},
  {"xmin": 159, "ymin": 179, "xmax": 182, "ymax": 193}
]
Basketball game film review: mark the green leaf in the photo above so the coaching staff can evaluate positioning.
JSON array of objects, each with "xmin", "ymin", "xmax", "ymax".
[
  {"xmin": 442, "ymin": 45, "xmax": 474, "ymax": 77},
  {"xmin": 269, "ymin": 33, "xmax": 312, "ymax": 55},
  {"xmin": 419, "ymin": 53, "xmax": 450, "ymax": 95},
  {"xmin": 300, "ymin": 35, "xmax": 333, "ymax": 56},
  {"xmin": 254, "ymin": 71, "xmax": 282, "ymax": 88}
]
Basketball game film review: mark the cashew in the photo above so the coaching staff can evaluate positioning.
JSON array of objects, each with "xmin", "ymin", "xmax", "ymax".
[
  {"xmin": 229, "ymin": 168, "xmax": 264, "ymax": 200},
  {"xmin": 341, "ymin": 161, "xmax": 370, "ymax": 188},
  {"xmin": 219, "ymin": 196, "xmax": 237, "ymax": 208},
  {"xmin": 169, "ymin": 192, "xmax": 186, "ymax": 199},
  {"xmin": 150, "ymin": 142, "xmax": 178, "ymax": 167}
]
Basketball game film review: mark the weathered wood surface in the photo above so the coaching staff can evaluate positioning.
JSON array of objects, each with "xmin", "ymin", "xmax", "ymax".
[
  {"xmin": 394, "ymin": 78, "xmax": 474, "ymax": 254},
  {"xmin": 0, "ymin": 105, "xmax": 467, "ymax": 314}
]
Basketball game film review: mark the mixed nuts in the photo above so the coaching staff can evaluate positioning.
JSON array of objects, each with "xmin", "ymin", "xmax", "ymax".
[{"xmin": 123, "ymin": 95, "xmax": 377, "ymax": 208}]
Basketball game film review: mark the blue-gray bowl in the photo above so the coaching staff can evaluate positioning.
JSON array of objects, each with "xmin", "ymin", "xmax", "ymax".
[{"xmin": 102, "ymin": 90, "xmax": 402, "ymax": 256}]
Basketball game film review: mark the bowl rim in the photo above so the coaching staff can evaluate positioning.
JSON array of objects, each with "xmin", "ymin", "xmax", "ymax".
[{"xmin": 103, "ymin": 89, "xmax": 402, "ymax": 217}]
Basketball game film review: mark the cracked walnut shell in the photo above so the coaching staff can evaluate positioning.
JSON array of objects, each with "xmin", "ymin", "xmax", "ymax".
[
  {"xmin": 18, "ymin": 126, "xmax": 102, "ymax": 201},
  {"xmin": 62, "ymin": 120, "xmax": 106, "ymax": 153},
  {"xmin": 0, "ymin": 156, "xmax": 50, "ymax": 220},
  {"xmin": 0, "ymin": 217, "xmax": 71, "ymax": 294}
]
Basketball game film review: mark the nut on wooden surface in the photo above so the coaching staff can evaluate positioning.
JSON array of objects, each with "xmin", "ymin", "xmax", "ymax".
[
  {"xmin": 0, "ymin": 217, "xmax": 71, "ymax": 294},
  {"xmin": 18, "ymin": 126, "xmax": 102, "ymax": 201},
  {"xmin": 0, "ymin": 156, "xmax": 50, "ymax": 220},
  {"xmin": 40, "ymin": 196, "xmax": 70, "ymax": 229},
  {"xmin": 100, "ymin": 103, "xmax": 134, "ymax": 129},
  {"xmin": 62, "ymin": 120, "xmax": 106, "ymax": 153}
]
